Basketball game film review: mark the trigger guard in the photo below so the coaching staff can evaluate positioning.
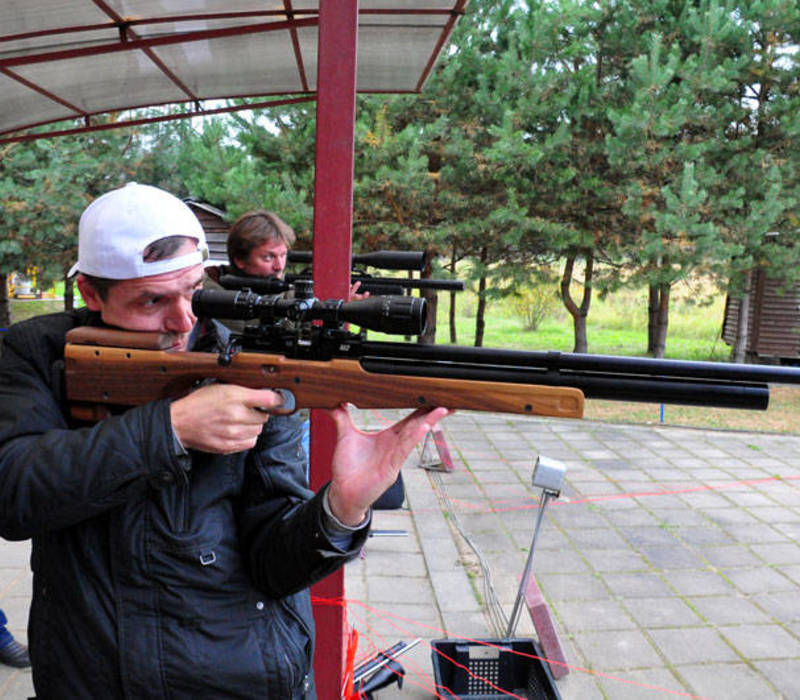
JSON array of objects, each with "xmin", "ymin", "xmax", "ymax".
[{"xmin": 271, "ymin": 388, "xmax": 296, "ymax": 415}]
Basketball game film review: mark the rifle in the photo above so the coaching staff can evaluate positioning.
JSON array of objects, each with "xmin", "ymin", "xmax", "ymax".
[
  {"xmin": 279, "ymin": 249, "xmax": 464, "ymax": 295},
  {"xmin": 64, "ymin": 288, "xmax": 800, "ymax": 423},
  {"xmin": 64, "ymin": 290, "xmax": 584, "ymax": 422},
  {"xmin": 218, "ymin": 271, "xmax": 464, "ymax": 297},
  {"xmin": 287, "ymin": 250, "xmax": 426, "ymax": 272}
]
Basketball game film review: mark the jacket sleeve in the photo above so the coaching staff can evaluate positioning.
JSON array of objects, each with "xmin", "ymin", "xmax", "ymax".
[
  {"xmin": 237, "ymin": 415, "xmax": 369, "ymax": 598},
  {"xmin": 0, "ymin": 324, "xmax": 189, "ymax": 540}
]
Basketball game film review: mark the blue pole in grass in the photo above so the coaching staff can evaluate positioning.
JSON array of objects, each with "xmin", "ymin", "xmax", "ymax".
[{"xmin": 660, "ymin": 404, "xmax": 664, "ymax": 423}]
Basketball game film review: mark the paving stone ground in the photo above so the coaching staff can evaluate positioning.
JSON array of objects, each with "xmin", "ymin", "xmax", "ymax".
[
  {"xmin": 3, "ymin": 411, "xmax": 800, "ymax": 698},
  {"xmin": 346, "ymin": 410, "xmax": 800, "ymax": 700}
]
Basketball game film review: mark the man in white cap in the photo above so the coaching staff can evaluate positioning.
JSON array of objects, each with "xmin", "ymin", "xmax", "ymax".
[{"xmin": 0, "ymin": 183, "xmax": 448, "ymax": 699}]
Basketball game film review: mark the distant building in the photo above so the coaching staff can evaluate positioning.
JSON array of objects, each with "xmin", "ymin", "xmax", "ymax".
[
  {"xmin": 184, "ymin": 199, "xmax": 229, "ymax": 264},
  {"xmin": 722, "ymin": 268, "xmax": 800, "ymax": 363}
]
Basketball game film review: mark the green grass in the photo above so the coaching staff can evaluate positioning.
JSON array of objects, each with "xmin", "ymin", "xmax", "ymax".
[
  {"xmin": 433, "ymin": 286, "xmax": 729, "ymax": 361},
  {"xmin": 6, "ymin": 298, "xmax": 68, "ymax": 325},
  {"xmin": 428, "ymin": 285, "xmax": 800, "ymax": 434}
]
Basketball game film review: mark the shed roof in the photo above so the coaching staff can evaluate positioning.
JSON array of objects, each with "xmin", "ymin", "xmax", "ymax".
[{"xmin": 0, "ymin": 1, "xmax": 466, "ymax": 142}]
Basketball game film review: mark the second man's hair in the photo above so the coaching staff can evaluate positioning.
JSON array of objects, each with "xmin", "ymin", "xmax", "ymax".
[{"xmin": 227, "ymin": 210, "xmax": 296, "ymax": 265}]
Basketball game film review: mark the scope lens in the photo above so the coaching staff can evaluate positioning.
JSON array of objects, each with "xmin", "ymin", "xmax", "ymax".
[{"xmin": 339, "ymin": 296, "xmax": 427, "ymax": 335}]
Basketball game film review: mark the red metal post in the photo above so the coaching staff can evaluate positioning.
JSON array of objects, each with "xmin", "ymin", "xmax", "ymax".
[{"xmin": 309, "ymin": 0, "xmax": 359, "ymax": 697}]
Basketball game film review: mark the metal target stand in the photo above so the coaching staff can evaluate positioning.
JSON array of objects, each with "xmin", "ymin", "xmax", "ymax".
[{"xmin": 431, "ymin": 456, "xmax": 567, "ymax": 699}]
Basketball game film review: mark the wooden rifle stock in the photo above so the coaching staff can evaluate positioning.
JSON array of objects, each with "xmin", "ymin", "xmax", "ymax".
[{"xmin": 64, "ymin": 328, "xmax": 585, "ymax": 422}]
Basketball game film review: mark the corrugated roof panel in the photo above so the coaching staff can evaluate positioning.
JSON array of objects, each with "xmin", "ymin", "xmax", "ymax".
[
  {"xmin": 151, "ymin": 31, "xmax": 303, "ymax": 95},
  {"xmin": 0, "ymin": 1, "xmax": 110, "ymax": 40},
  {"xmin": 0, "ymin": 72, "xmax": 82, "ymax": 131},
  {"xmin": 0, "ymin": 1, "xmax": 467, "ymax": 140},
  {"xmin": 14, "ymin": 51, "xmax": 185, "ymax": 114},
  {"xmin": 355, "ymin": 24, "xmax": 448, "ymax": 90}
]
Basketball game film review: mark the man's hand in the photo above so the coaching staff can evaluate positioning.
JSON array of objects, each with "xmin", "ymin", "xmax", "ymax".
[
  {"xmin": 170, "ymin": 384, "xmax": 285, "ymax": 453},
  {"xmin": 326, "ymin": 405, "xmax": 451, "ymax": 526},
  {"xmin": 349, "ymin": 280, "xmax": 370, "ymax": 301}
]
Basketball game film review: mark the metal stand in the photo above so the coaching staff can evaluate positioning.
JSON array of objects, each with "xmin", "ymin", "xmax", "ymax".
[
  {"xmin": 430, "ymin": 455, "xmax": 567, "ymax": 698},
  {"xmin": 505, "ymin": 456, "xmax": 566, "ymax": 639},
  {"xmin": 418, "ymin": 428, "xmax": 455, "ymax": 472}
]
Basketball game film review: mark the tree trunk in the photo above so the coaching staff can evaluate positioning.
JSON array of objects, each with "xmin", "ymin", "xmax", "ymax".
[
  {"xmin": 474, "ymin": 246, "xmax": 488, "ymax": 348},
  {"xmin": 560, "ymin": 250, "xmax": 593, "ymax": 353},
  {"xmin": 64, "ymin": 273, "xmax": 75, "ymax": 311},
  {"xmin": 732, "ymin": 270, "xmax": 752, "ymax": 363},
  {"xmin": 449, "ymin": 290, "xmax": 457, "ymax": 344},
  {"xmin": 651, "ymin": 282, "xmax": 670, "ymax": 358},
  {"xmin": 449, "ymin": 244, "xmax": 457, "ymax": 344},
  {"xmin": 419, "ymin": 250, "xmax": 437, "ymax": 345},
  {"xmin": 647, "ymin": 284, "xmax": 659, "ymax": 355},
  {"xmin": 0, "ymin": 274, "xmax": 11, "ymax": 331}
]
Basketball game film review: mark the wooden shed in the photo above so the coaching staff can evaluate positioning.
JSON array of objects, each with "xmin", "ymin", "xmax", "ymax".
[
  {"xmin": 722, "ymin": 268, "xmax": 800, "ymax": 362},
  {"xmin": 184, "ymin": 199, "xmax": 229, "ymax": 264}
]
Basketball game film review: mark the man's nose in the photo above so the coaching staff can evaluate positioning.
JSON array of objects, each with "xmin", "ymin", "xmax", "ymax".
[
  {"xmin": 273, "ymin": 257, "xmax": 285, "ymax": 273},
  {"xmin": 165, "ymin": 297, "xmax": 196, "ymax": 333}
]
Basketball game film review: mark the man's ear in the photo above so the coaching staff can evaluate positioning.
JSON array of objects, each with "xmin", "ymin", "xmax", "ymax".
[{"xmin": 75, "ymin": 275, "xmax": 103, "ymax": 311}]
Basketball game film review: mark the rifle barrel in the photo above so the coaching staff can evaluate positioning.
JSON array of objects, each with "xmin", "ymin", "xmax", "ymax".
[
  {"xmin": 363, "ymin": 341, "xmax": 800, "ymax": 386},
  {"xmin": 355, "ymin": 342, "xmax": 795, "ymax": 410},
  {"xmin": 359, "ymin": 357, "xmax": 768, "ymax": 409}
]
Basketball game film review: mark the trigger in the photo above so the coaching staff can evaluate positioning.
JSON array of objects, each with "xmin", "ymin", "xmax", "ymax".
[{"xmin": 271, "ymin": 388, "xmax": 296, "ymax": 415}]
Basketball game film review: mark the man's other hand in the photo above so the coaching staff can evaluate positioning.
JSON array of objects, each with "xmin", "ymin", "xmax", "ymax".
[{"xmin": 326, "ymin": 405, "xmax": 451, "ymax": 526}]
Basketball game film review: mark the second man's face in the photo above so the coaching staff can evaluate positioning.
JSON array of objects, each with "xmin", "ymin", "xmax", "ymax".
[{"xmin": 236, "ymin": 239, "xmax": 289, "ymax": 278}]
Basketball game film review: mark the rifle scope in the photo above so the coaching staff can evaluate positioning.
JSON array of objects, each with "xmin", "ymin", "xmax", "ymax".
[
  {"xmin": 288, "ymin": 250, "xmax": 426, "ymax": 272},
  {"xmin": 218, "ymin": 273, "xmax": 464, "ymax": 295},
  {"xmin": 192, "ymin": 289, "xmax": 427, "ymax": 336}
]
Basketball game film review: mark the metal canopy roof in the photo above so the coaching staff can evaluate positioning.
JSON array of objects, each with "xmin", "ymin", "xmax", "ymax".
[{"xmin": 0, "ymin": 1, "xmax": 466, "ymax": 141}]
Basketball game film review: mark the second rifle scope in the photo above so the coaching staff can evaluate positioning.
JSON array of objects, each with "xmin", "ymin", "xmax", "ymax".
[{"xmin": 192, "ymin": 289, "xmax": 427, "ymax": 336}]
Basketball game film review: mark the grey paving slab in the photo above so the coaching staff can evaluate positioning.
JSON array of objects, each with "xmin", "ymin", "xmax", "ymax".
[
  {"xmin": 753, "ymin": 660, "xmax": 800, "ymax": 699},
  {"xmin": 720, "ymin": 623, "xmax": 800, "ymax": 660},
  {"xmin": 580, "ymin": 547, "xmax": 651, "ymax": 573},
  {"xmin": 0, "ymin": 540, "xmax": 32, "ymax": 700},
  {"xmin": 622, "ymin": 597, "xmax": 703, "ymax": 628},
  {"xmin": 571, "ymin": 628, "xmax": 665, "ymax": 670},
  {"xmin": 556, "ymin": 599, "xmax": 638, "ymax": 632},
  {"xmin": 638, "ymin": 544, "xmax": 706, "ymax": 570},
  {"xmin": 701, "ymin": 544, "xmax": 764, "ymax": 569},
  {"xmin": 648, "ymin": 627, "xmax": 740, "ymax": 665},
  {"xmin": 595, "ymin": 668, "xmax": 689, "ymax": 700},
  {"xmin": 600, "ymin": 572, "xmax": 672, "ymax": 598},
  {"xmin": 678, "ymin": 662, "xmax": 781, "ymax": 700},
  {"xmin": 691, "ymin": 595, "xmax": 774, "ymax": 626}
]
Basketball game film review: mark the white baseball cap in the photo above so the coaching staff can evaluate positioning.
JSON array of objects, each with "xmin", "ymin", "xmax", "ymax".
[{"xmin": 68, "ymin": 182, "xmax": 209, "ymax": 279}]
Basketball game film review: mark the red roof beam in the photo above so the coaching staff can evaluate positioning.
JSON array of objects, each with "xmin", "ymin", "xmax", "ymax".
[
  {"xmin": 416, "ymin": 0, "xmax": 469, "ymax": 91},
  {"xmin": 0, "ymin": 95, "xmax": 316, "ymax": 145},
  {"xmin": 0, "ymin": 7, "xmax": 460, "ymax": 46},
  {"xmin": 284, "ymin": 1, "xmax": 309, "ymax": 94}
]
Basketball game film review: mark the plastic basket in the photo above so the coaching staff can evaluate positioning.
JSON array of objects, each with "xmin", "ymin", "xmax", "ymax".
[{"xmin": 431, "ymin": 638, "xmax": 560, "ymax": 699}]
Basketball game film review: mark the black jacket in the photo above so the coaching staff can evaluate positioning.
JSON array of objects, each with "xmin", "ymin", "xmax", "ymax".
[{"xmin": 0, "ymin": 309, "xmax": 367, "ymax": 698}]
